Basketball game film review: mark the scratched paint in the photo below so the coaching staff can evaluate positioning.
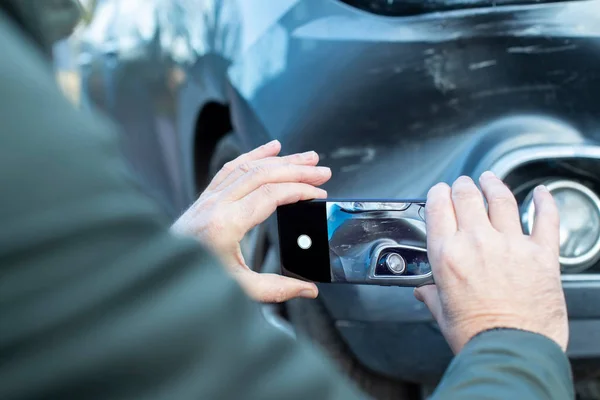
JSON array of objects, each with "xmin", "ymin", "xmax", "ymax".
[
  {"xmin": 507, "ymin": 44, "xmax": 578, "ymax": 54},
  {"xmin": 469, "ymin": 60, "xmax": 497, "ymax": 70}
]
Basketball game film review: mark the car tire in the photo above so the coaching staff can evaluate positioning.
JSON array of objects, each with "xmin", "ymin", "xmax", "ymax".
[
  {"xmin": 209, "ymin": 133, "xmax": 242, "ymax": 181},
  {"xmin": 287, "ymin": 296, "xmax": 419, "ymax": 399}
]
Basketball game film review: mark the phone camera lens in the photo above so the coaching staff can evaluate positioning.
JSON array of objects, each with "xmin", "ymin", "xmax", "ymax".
[
  {"xmin": 297, "ymin": 234, "xmax": 312, "ymax": 250},
  {"xmin": 383, "ymin": 253, "xmax": 406, "ymax": 274}
]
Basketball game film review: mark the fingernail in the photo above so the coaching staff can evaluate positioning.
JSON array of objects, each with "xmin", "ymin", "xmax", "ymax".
[
  {"xmin": 317, "ymin": 189, "xmax": 328, "ymax": 198},
  {"xmin": 266, "ymin": 139, "xmax": 280, "ymax": 148},
  {"xmin": 300, "ymin": 289, "xmax": 318, "ymax": 298},
  {"xmin": 480, "ymin": 171, "xmax": 496, "ymax": 180},
  {"xmin": 455, "ymin": 175, "xmax": 474, "ymax": 185},
  {"xmin": 302, "ymin": 151, "xmax": 317, "ymax": 160},
  {"xmin": 535, "ymin": 184, "xmax": 549, "ymax": 193},
  {"xmin": 317, "ymin": 166, "xmax": 331, "ymax": 175}
]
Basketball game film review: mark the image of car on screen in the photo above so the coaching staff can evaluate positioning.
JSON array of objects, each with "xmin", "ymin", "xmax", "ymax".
[{"xmin": 326, "ymin": 201, "xmax": 431, "ymax": 284}]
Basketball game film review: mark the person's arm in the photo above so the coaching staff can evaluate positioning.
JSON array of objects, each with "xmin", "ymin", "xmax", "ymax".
[
  {"xmin": 432, "ymin": 330, "xmax": 574, "ymax": 399},
  {"xmin": 0, "ymin": 12, "xmax": 363, "ymax": 400}
]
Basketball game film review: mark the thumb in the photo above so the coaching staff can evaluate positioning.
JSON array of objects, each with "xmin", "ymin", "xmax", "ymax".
[
  {"xmin": 235, "ymin": 271, "xmax": 319, "ymax": 303},
  {"xmin": 414, "ymin": 284, "xmax": 443, "ymax": 323}
]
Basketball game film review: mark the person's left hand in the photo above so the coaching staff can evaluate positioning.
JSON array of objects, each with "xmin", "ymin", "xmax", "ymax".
[{"xmin": 171, "ymin": 140, "xmax": 331, "ymax": 303}]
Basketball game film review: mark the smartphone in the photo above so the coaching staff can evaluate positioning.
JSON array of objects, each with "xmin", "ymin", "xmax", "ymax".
[{"xmin": 276, "ymin": 199, "xmax": 434, "ymax": 287}]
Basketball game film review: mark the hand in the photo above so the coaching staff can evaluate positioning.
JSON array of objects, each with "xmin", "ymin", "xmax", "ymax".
[
  {"xmin": 172, "ymin": 140, "xmax": 331, "ymax": 303},
  {"xmin": 414, "ymin": 172, "xmax": 568, "ymax": 353}
]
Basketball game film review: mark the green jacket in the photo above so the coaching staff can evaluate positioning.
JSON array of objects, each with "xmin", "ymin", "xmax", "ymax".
[{"xmin": 0, "ymin": 5, "xmax": 574, "ymax": 400}]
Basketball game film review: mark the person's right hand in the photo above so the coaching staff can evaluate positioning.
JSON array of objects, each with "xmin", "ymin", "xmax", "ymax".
[{"xmin": 414, "ymin": 172, "xmax": 568, "ymax": 353}]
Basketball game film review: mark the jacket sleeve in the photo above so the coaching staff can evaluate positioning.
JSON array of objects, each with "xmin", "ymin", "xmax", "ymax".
[
  {"xmin": 432, "ymin": 329, "xmax": 574, "ymax": 400},
  {"xmin": 0, "ymin": 12, "xmax": 364, "ymax": 400}
]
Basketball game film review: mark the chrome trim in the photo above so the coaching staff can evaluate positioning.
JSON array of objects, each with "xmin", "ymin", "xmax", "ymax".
[
  {"xmin": 522, "ymin": 180, "xmax": 600, "ymax": 270},
  {"xmin": 368, "ymin": 243, "xmax": 434, "ymax": 284},
  {"xmin": 489, "ymin": 144, "xmax": 600, "ymax": 281},
  {"xmin": 562, "ymin": 274, "xmax": 600, "ymax": 282},
  {"xmin": 489, "ymin": 144, "xmax": 600, "ymax": 179}
]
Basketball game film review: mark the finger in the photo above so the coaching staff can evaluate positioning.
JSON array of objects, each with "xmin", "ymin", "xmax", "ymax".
[
  {"xmin": 215, "ymin": 151, "xmax": 320, "ymax": 191},
  {"xmin": 531, "ymin": 185, "xmax": 560, "ymax": 252},
  {"xmin": 451, "ymin": 176, "xmax": 490, "ymax": 232},
  {"xmin": 426, "ymin": 183, "xmax": 458, "ymax": 250},
  {"xmin": 207, "ymin": 140, "xmax": 281, "ymax": 191},
  {"xmin": 224, "ymin": 163, "xmax": 331, "ymax": 201},
  {"xmin": 479, "ymin": 171, "xmax": 522, "ymax": 234},
  {"xmin": 236, "ymin": 183, "xmax": 328, "ymax": 232},
  {"xmin": 414, "ymin": 285, "xmax": 443, "ymax": 322},
  {"xmin": 235, "ymin": 271, "xmax": 319, "ymax": 303}
]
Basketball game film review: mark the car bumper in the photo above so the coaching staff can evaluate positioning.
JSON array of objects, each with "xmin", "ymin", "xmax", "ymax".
[{"xmin": 319, "ymin": 281, "xmax": 600, "ymax": 383}]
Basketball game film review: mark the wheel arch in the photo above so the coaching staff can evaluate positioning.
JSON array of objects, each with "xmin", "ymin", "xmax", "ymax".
[{"xmin": 191, "ymin": 101, "xmax": 232, "ymax": 194}]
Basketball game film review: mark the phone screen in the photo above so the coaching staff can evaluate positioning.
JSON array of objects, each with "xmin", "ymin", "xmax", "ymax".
[{"xmin": 277, "ymin": 200, "xmax": 433, "ymax": 286}]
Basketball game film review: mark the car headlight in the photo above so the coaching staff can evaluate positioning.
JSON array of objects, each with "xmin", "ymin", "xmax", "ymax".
[{"xmin": 522, "ymin": 180, "xmax": 600, "ymax": 272}]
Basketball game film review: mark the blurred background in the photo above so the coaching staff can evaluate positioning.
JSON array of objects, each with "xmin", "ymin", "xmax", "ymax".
[{"xmin": 53, "ymin": 0, "xmax": 95, "ymax": 105}]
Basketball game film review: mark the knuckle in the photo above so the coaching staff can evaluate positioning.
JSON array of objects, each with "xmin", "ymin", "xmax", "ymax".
[
  {"xmin": 470, "ymin": 231, "xmax": 488, "ymax": 250},
  {"xmin": 274, "ymin": 286, "xmax": 287, "ymax": 303},
  {"xmin": 437, "ymin": 242, "xmax": 464, "ymax": 275},
  {"xmin": 437, "ymin": 242, "xmax": 453, "ymax": 262},
  {"xmin": 283, "ymin": 162, "xmax": 297, "ymax": 174},
  {"xmin": 250, "ymin": 164, "xmax": 269, "ymax": 179},
  {"xmin": 288, "ymin": 153, "xmax": 304, "ymax": 162},
  {"xmin": 289, "ymin": 191, "xmax": 303, "ymax": 204},
  {"xmin": 294, "ymin": 165, "xmax": 309, "ymax": 181},
  {"xmin": 222, "ymin": 160, "xmax": 236, "ymax": 174},
  {"xmin": 261, "ymin": 183, "xmax": 275, "ymax": 197},
  {"xmin": 236, "ymin": 162, "xmax": 252, "ymax": 174},
  {"xmin": 437, "ymin": 241, "xmax": 457, "ymax": 264}
]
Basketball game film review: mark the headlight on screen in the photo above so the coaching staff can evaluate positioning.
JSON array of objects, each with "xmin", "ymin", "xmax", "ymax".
[{"xmin": 522, "ymin": 180, "xmax": 600, "ymax": 272}]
